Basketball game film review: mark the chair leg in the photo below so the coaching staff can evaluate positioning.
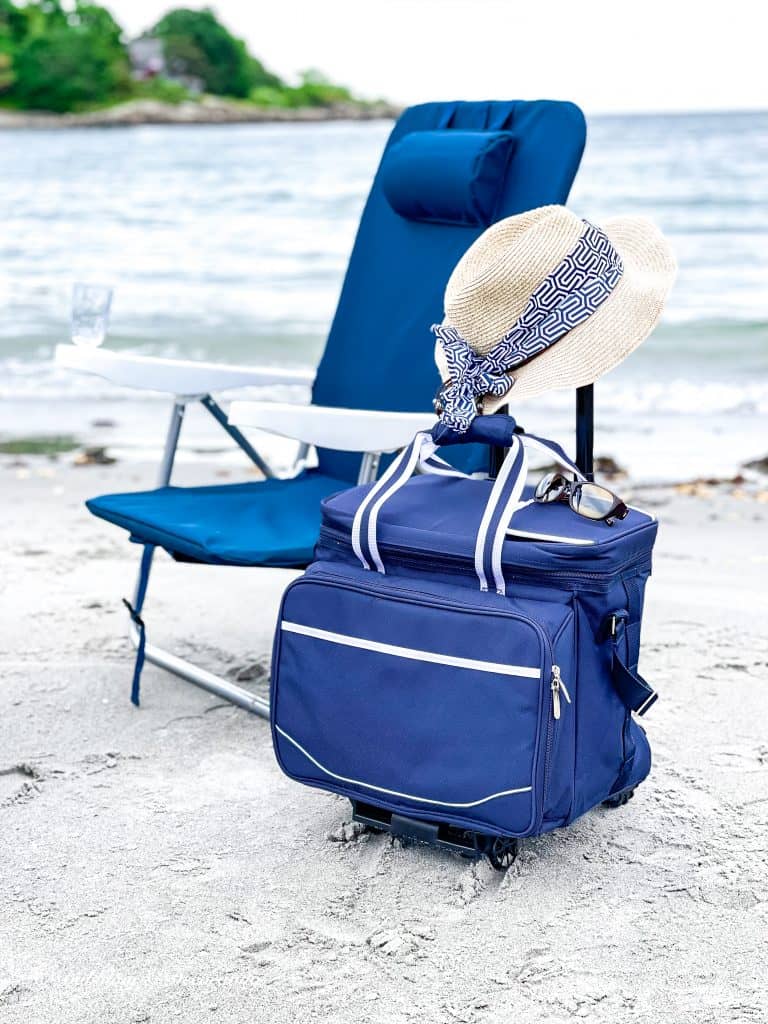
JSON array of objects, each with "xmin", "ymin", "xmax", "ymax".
[
  {"xmin": 127, "ymin": 617, "xmax": 270, "ymax": 718},
  {"xmin": 122, "ymin": 395, "xmax": 271, "ymax": 719},
  {"xmin": 357, "ymin": 451, "xmax": 381, "ymax": 484}
]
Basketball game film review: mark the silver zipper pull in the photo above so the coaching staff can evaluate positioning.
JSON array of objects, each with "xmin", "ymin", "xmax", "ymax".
[{"xmin": 551, "ymin": 665, "xmax": 570, "ymax": 720}]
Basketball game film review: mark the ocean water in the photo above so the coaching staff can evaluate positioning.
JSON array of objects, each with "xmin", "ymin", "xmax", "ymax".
[{"xmin": 1, "ymin": 111, "xmax": 766, "ymax": 481}]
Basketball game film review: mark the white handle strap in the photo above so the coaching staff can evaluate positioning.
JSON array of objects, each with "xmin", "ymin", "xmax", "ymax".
[
  {"xmin": 474, "ymin": 437, "xmax": 528, "ymax": 594},
  {"xmin": 352, "ymin": 431, "xmax": 581, "ymax": 592},
  {"xmin": 352, "ymin": 433, "xmax": 436, "ymax": 573}
]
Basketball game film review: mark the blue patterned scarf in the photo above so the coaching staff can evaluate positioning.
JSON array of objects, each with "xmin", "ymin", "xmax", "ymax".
[{"xmin": 433, "ymin": 221, "xmax": 623, "ymax": 432}]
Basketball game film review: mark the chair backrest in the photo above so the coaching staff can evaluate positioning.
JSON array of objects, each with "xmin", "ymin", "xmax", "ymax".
[{"xmin": 311, "ymin": 100, "xmax": 587, "ymax": 481}]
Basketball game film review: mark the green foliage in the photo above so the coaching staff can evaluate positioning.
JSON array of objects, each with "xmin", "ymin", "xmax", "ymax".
[
  {"xmin": 251, "ymin": 70, "xmax": 356, "ymax": 110},
  {"xmin": 151, "ymin": 7, "xmax": 282, "ymax": 98},
  {"xmin": 132, "ymin": 75, "xmax": 192, "ymax": 105},
  {"xmin": 249, "ymin": 84, "xmax": 292, "ymax": 109},
  {"xmin": 0, "ymin": 52, "xmax": 14, "ymax": 91},
  {"xmin": 0, "ymin": 2, "xmax": 367, "ymax": 113},
  {"xmin": 0, "ymin": 0, "xmax": 30, "ymax": 44},
  {"xmin": 4, "ymin": 1, "xmax": 130, "ymax": 111},
  {"xmin": 288, "ymin": 69, "xmax": 354, "ymax": 107},
  {"xmin": 0, "ymin": 0, "xmax": 26, "ymax": 92}
]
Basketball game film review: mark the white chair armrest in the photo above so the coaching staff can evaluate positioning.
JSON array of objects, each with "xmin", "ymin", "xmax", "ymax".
[
  {"xmin": 228, "ymin": 400, "xmax": 436, "ymax": 452},
  {"xmin": 55, "ymin": 344, "xmax": 314, "ymax": 396}
]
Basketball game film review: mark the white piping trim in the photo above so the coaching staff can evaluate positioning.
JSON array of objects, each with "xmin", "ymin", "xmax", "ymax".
[
  {"xmin": 636, "ymin": 690, "xmax": 657, "ymax": 715},
  {"xmin": 281, "ymin": 620, "xmax": 541, "ymax": 678},
  {"xmin": 275, "ymin": 726, "xmax": 533, "ymax": 807},
  {"xmin": 628, "ymin": 504, "xmax": 656, "ymax": 522},
  {"xmin": 505, "ymin": 528, "xmax": 595, "ymax": 545},
  {"xmin": 490, "ymin": 443, "xmax": 528, "ymax": 595}
]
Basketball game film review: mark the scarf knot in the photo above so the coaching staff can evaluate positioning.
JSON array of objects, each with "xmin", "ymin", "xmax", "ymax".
[{"xmin": 432, "ymin": 326, "xmax": 512, "ymax": 432}]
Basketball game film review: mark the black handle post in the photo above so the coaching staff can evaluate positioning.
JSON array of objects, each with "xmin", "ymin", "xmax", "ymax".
[
  {"xmin": 575, "ymin": 385, "xmax": 594, "ymax": 480},
  {"xmin": 489, "ymin": 405, "xmax": 510, "ymax": 479}
]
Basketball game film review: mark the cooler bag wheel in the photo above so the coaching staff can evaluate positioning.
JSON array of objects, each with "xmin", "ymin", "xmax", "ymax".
[
  {"xmin": 351, "ymin": 799, "xmax": 520, "ymax": 870},
  {"xmin": 602, "ymin": 786, "xmax": 637, "ymax": 809}
]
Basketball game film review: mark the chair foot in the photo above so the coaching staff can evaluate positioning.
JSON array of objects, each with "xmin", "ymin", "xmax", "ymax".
[{"xmin": 128, "ymin": 619, "xmax": 270, "ymax": 717}]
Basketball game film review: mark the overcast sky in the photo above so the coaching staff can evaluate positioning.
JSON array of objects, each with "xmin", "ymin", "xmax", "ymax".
[{"xmin": 112, "ymin": 0, "xmax": 763, "ymax": 115}]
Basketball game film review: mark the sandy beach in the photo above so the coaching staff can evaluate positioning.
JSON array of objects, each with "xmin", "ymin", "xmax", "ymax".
[
  {"xmin": 2, "ymin": 451, "xmax": 767, "ymax": 1024},
  {"xmin": 0, "ymin": 0, "xmax": 765, "ymax": 1017}
]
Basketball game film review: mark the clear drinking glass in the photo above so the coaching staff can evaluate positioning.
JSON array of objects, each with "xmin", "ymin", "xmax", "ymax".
[{"xmin": 71, "ymin": 282, "xmax": 113, "ymax": 347}]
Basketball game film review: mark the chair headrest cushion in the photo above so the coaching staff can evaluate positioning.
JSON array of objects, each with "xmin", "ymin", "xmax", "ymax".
[{"xmin": 381, "ymin": 129, "xmax": 516, "ymax": 227}]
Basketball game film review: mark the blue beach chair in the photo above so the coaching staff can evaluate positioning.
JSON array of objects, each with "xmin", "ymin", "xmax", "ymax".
[{"xmin": 56, "ymin": 100, "xmax": 586, "ymax": 716}]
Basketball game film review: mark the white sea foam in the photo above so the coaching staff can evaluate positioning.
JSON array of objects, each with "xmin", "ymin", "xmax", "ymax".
[{"xmin": 0, "ymin": 114, "xmax": 766, "ymax": 477}]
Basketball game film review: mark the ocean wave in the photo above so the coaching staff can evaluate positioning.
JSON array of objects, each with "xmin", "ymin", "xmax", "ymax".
[
  {"xmin": 2, "ymin": 114, "xmax": 767, "ymax": 439},
  {"xmin": 2, "ymin": 357, "xmax": 766, "ymax": 420}
]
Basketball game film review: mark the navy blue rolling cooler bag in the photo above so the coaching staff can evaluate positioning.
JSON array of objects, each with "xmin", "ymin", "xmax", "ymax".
[{"xmin": 269, "ymin": 414, "xmax": 658, "ymax": 868}]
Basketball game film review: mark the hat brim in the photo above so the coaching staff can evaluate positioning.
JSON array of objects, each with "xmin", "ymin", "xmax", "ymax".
[{"xmin": 435, "ymin": 216, "xmax": 676, "ymax": 410}]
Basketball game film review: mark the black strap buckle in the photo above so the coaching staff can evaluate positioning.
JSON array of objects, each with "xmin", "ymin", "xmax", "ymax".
[{"xmin": 122, "ymin": 597, "xmax": 145, "ymax": 630}]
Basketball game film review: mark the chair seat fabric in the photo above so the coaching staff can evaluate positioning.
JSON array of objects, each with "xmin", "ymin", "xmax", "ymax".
[{"xmin": 86, "ymin": 471, "xmax": 350, "ymax": 568}]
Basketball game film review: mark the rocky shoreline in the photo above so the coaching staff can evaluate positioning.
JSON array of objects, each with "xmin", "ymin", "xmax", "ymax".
[{"xmin": 0, "ymin": 96, "xmax": 400, "ymax": 129}]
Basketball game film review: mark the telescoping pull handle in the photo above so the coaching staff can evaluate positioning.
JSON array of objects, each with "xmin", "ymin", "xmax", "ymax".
[{"xmin": 351, "ymin": 418, "xmax": 585, "ymax": 595}]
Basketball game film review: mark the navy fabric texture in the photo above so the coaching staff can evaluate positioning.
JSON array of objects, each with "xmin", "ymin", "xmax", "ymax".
[
  {"xmin": 272, "ymin": 564, "xmax": 569, "ymax": 837},
  {"xmin": 312, "ymin": 99, "xmax": 586, "ymax": 482},
  {"xmin": 431, "ymin": 414, "xmax": 517, "ymax": 447},
  {"xmin": 86, "ymin": 471, "xmax": 349, "ymax": 567},
  {"xmin": 271, "ymin": 454, "xmax": 657, "ymax": 839},
  {"xmin": 322, "ymin": 473, "xmax": 656, "ymax": 577},
  {"xmin": 86, "ymin": 101, "xmax": 585, "ymax": 567},
  {"xmin": 381, "ymin": 129, "xmax": 516, "ymax": 226}
]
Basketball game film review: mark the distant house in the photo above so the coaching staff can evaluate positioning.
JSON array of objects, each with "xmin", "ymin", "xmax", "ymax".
[
  {"xmin": 128, "ymin": 36, "xmax": 203, "ymax": 94},
  {"xmin": 128, "ymin": 37, "xmax": 166, "ymax": 80}
]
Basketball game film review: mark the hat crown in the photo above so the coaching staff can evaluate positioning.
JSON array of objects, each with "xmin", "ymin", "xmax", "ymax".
[
  {"xmin": 435, "ymin": 206, "xmax": 677, "ymax": 413},
  {"xmin": 444, "ymin": 205, "xmax": 586, "ymax": 355}
]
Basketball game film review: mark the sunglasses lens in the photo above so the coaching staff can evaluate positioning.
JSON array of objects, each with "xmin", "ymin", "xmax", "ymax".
[
  {"xmin": 572, "ymin": 483, "xmax": 618, "ymax": 520},
  {"xmin": 535, "ymin": 473, "xmax": 567, "ymax": 503}
]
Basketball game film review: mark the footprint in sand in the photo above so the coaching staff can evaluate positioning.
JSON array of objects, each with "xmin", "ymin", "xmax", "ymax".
[
  {"xmin": 366, "ymin": 922, "xmax": 436, "ymax": 958},
  {"xmin": 455, "ymin": 859, "xmax": 496, "ymax": 906},
  {"xmin": 327, "ymin": 819, "xmax": 369, "ymax": 844},
  {"xmin": 511, "ymin": 946, "xmax": 562, "ymax": 983},
  {"xmin": 710, "ymin": 747, "xmax": 768, "ymax": 768},
  {"xmin": 0, "ymin": 764, "xmax": 43, "ymax": 807}
]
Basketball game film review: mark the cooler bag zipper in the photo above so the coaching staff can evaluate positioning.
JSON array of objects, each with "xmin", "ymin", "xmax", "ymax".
[
  {"xmin": 318, "ymin": 524, "xmax": 649, "ymax": 592},
  {"xmin": 550, "ymin": 664, "xmax": 571, "ymax": 720}
]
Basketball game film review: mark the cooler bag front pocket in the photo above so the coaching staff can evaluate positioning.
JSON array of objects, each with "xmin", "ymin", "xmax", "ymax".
[{"xmin": 271, "ymin": 568, "xmax": 572, "ymax": 837}]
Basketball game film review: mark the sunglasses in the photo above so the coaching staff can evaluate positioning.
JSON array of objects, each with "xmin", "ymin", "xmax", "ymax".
[{"xmin": 534, "ymin": 472, "xmax": 629, "ymax": 525}]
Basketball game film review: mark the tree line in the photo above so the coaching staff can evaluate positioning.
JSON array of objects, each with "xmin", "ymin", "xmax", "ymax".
[{"xmin": 0, "ymin": 2, "xmax": 359, "ymax": 113}]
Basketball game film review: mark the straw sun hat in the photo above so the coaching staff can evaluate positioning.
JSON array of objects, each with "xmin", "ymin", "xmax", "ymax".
[{"xmin": 433, "ymin": 205, "xmax": 676, "ymax": 425}]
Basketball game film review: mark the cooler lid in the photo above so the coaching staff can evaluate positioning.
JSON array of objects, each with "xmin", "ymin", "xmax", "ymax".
[{"xmin": 322, "ymin": 474, "xmax": 657, "ymax": 577}]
